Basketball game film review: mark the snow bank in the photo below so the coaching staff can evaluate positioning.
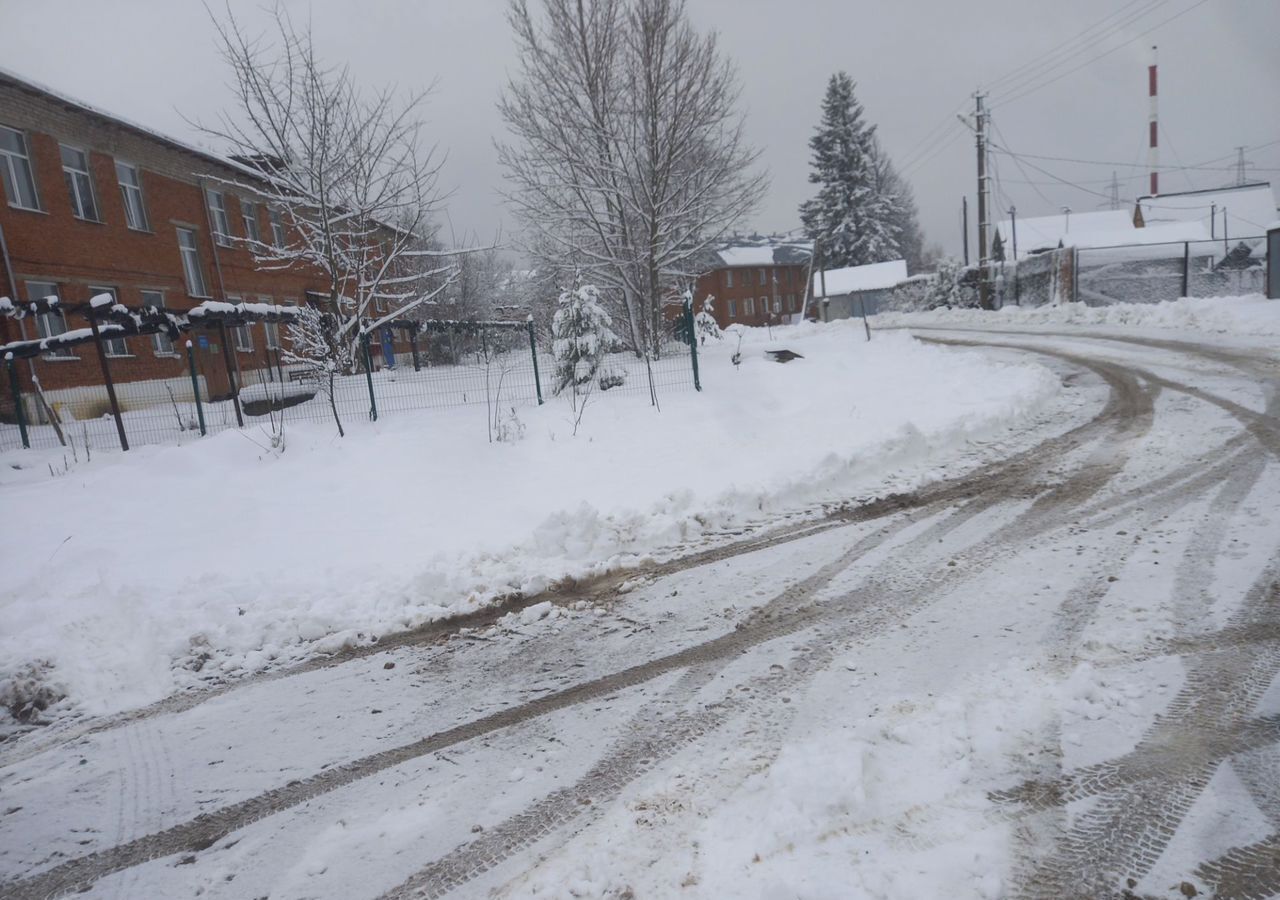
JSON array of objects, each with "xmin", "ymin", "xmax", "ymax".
[
  {"xmin": 874, "ymin": 293, "xmax": 1280, "ymax": 336},
  {"xmin": 0, "ymin": 321, "xmax": 1059, "ymax": 719}
]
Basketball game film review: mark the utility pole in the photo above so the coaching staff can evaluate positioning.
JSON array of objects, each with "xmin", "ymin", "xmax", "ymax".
[
  {"xmin": 975, "ymin": 93, "xmax": 992, "ymax": 309},
  {"xmin": 1008, "ymin": 206, "xmax": 1018, "ymax": 261},
  {"xmin": 1148, "ymin": 45, "xmax": 1159, "ymax": 196},
  {"xmin": 961, "ymin": 196, "xmax": 970, "ymax": 266},
  {"xmin": 1062, "ymin": 206, "xmax": 1072, "ymax": 234}
]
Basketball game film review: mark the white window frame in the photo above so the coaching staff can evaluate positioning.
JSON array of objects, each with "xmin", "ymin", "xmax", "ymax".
[
  {"xmin": 141, "ymin": 290, "xmax": 174, "ymax": 355},
  {"xmin": 744, "ymin": 297, "xmax": 755, "ymax": 316},
  {"xmin": 116, "ymin": 161, "xmax": 149, "ymax": 231},
  {"xmin": 176, "ymin": 227, "xmax": 210, "ymax": 297},
  {"xmin": 269, "ymin": 207, "xmax": 286, "ymax": 248},
  {"xmin": 241, "ymin": 200, "xmax": 261, "ymax": 245},
  {"xmin": 60, "ymin": 144, "xmax": 100, "ymax": 221},
  {"xmin": 207, "ymin": 189, "xmax": 233, "ymax": 246},
  {"xmin": 759, "ymin": 296, "xmax": 768, "ymax": 316},
  {"xmin": 727, "ymin": 298, "xmax": 737, "ymax": 318},
  {"xmin": 232, "ymin": 317, "xmax": 254, "ymax": 353},
  {"xmin": 758, "ymin": 268, "xmax": 766, "ymax": 286},
  {"xmin": 773, "ymin": 298, "xmax": 781, "ymax": 314},
  {"xmin": 725, "ymin": 269, "xmax": 734, "ymax": 288},
  {"xmin": 27, "ymin": 281, "xmax": 72, "ymax": 357},
  {"xmin": 0, "ymin": 124, "xmax": 41, "ymax": 210},
  {"xmin": 261, "ymin": 296, "xmax": 281, "ymax": 350}
]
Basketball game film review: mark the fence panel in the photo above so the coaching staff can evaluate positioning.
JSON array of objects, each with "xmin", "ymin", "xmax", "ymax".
[
  {"xmin": 1, "ymin": 318, "xmax": 702, "ymax": 453},
  {"xmin": 1075, "ymin": 235, "xmax": 1267, "ymax": 306}
]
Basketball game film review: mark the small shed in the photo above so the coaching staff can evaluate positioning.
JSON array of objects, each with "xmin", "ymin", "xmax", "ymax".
[{"xmin": 811, "ymin": 260, "xmax": 908, "ymax": 320}]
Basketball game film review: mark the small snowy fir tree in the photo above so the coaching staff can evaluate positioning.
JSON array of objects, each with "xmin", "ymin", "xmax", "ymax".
[
  {"xmin": 799, "ymin": 72, "xmax": 901, "ymax": 268},
  {"xmin": 552, "ymin": 284, "xmax": 619, "ymax": 396},
  {"xmin": 695, "ymin": 296, "xmax": 723, "ymax": 345}
]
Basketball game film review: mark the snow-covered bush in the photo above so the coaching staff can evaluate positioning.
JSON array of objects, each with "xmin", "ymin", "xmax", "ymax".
[
  {"xmin": 695, "ymin": 296, "xmax": 723, "ymax": 345},
  {"xmin": 282, "ymin": 305, "xmax": 353, "ymax": 437},
  {"xmin": 551, "ymin": 284, "xmax": 619, "ymax": 396},
  {"xmin": 926, "ymin": 258, "xmax": 979, "ymax": 310}
]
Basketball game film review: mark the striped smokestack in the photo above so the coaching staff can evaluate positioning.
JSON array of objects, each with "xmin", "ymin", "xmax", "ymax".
[{"xmin": 1148, "ymin": 45, "xmax": 1159, "ymax": 196}]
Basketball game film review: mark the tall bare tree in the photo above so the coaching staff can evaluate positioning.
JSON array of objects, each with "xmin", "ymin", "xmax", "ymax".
[
  {"xmin": 198, "ymin": 5, "xmax": 460, "ymax": 372},
  {"xmin": 499, "ymin": 0, "xmax": 765, "ymax": 366}
]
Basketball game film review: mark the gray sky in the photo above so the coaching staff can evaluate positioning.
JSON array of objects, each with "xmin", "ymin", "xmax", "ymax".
[{"xmin": 4, "ymin": 0, "xmax": 1278, "ymax": 256}]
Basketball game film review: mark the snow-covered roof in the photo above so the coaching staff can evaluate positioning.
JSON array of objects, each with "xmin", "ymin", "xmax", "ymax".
[
  {"xmin": 812, "ymin": 260, "xmax": 907, "ymax": 298},
  {"xmin": 710, "ymin": 238, "xmax": 813, "ymax": 269},
  {"xmin": 1136, "ymin": 183, "xmax": 1278, "ymax": 237},
  {"xmin": 994, "ymin": 209, "xmax": 1209, "ymax": 259}
]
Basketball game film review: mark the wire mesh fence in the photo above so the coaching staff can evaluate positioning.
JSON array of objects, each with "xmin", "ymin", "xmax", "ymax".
[
  {"xmin": 1, "ymin": 315, "xmax": 701, "ymax": 453},
  {"xmin": 993, "ymin": 234, "xmax": 1269, "ymax": 308}
]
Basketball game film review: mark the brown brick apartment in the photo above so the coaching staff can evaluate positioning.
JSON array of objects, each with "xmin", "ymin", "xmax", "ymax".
[
  {"xmin": 689, "ymin": 239, "xmax": 815, "ymax": 329},
  {"xmin": 0, "ymin": 69, "xmax": 414, "ymax": 412}
]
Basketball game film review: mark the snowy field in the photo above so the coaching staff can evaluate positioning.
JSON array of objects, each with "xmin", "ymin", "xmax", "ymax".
[
  {"xmin": 875, "ymin": 292, "xmax": 1280, "ymax": 338},
  {"xmin": 0, "ymin": 321, "xmax": 1059, "ymax": 723}
]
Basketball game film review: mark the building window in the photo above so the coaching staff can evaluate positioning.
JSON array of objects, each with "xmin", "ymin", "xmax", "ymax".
[
  {"xmin": 725, "ymin": 269, "xmax": 734, "ymax": 289},
  {"xmin": 788, "ymin": 294, "xmax": 797, "ymax": 312},
  {"xmin": 1, "ymin": 125, "xmax": 40, "ymax": 210},
  {"xmin": 758, "ymin": 268, "xmax": 766, "ymax": 286},
  {"xmin": 27, "ymin": 281, "xmax": 71, "ymax": 357},
  {"xmin": 232, "ymin": 320, "xmax": 254, "ymax": 353},
  {"xmin": 744, "ymin": 296, "xmax": 754, "ymax": 316},
  {"xmin": 206, "ymin": 189, "xmax": 233, "ymax": 245},
  {"xmin": 269, "ymin": 207, "xmax": 286, "ymax": 248},
  {"xmin": 115, "ymin": 161, "xmax": 149, "ymax": 231},
  {"xmin": 141, "ymin": 290, "xmax": 173, "ymax": 354},
  {"xmin": 727, "ymin": 298, "xmax": 737, "ymax": 318},
  {"xmin": 61, "ymin": 145, "xmax": 100, "ymax": 221},
  {"xmin": 241, "ymin": 200, "xmax": 261, "ymax": 244},
  {"xmin": 261, "ymin": 297, "xmax": 281, "ymax": 350},
  {"xmin": 758, "ymin": 296, "xmax": 768, "ymax": 317},
  {"xmin": 176, "ymin": 227, "xmax": 210, "ymax": 297},
  {"xmin": 90, "ymin": 286, "xmax": 128, "ymax": 356},
  {"xmin": 773, "ymin": 298, "xmax": 782, "ymax": 314}
]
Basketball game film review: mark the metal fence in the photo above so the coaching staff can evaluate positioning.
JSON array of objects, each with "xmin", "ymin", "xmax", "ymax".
[
  {"xmin": 993, "ymin": 234, "xmax": 1269, "ymax": 308},
  {"xmin": 1, "ymin": 311, "xmax": 702, "ymax": 453}
]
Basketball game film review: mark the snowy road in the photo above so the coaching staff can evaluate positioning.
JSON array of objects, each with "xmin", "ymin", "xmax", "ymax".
[{"xmin": 3, "ymin": 326, "xmax": 1279, "ymax": 900}]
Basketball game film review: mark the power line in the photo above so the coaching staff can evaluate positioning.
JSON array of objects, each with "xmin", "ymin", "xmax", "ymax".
[{"xmin": 991, "ymin": 0, "xmax": 1215, "ymax": 109}]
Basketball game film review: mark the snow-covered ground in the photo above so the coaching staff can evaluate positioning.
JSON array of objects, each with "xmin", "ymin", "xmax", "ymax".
[
  {"xmin": 875, "ymin": 292, "xmax": 1280, "ymax": 338},
  {"xmin": 0, "ymin": 321, "xmax": 1059, "ymax": 722}
]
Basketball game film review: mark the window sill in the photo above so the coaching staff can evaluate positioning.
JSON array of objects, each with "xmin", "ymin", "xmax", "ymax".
[
  {"xmin": 153, "ymin": 351, "xmax": 181, "ymax": 359},
  {"xmin": 40, "ymin": 354, "xmax": 81, "ymax": 362},
  {"xmin": 235, "ymin": 348, "xmax": 255, "ymax": 354},
  {"xmin": 104, "ymin": 354, "xmax": 136, "ymax": 359},
  {"xmin": 126, "ymin": 226, "xmax": 155, "ymax": 235},
  {"xmin": 7, "ymin": 203, "xmax": 46, "ymax": 214},
  {"xmin": 73, "ymin": 215, "xmax": 106, "ymax": 225}
]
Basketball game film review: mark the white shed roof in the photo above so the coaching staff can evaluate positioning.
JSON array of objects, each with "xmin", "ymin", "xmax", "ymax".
[
  {"xmin": 994, "ymin": 209, "xmax": 1209, "ymax": 259},
  {"xmin": 1136, "ymin": 183, "xmax": 1277, "ymax": 237},
  {"xmin": 812, "ymin": 260, "xmax": 908, "ymax": 298}
]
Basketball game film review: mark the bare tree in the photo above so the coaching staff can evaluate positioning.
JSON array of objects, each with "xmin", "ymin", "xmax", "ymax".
[
  {"xmin": 197, "ymin": 5, "xmax": 461, "ymax": 372},
  {"xmin": 498, "ymin": 0, "xmax": 765, "ymax": 376}
]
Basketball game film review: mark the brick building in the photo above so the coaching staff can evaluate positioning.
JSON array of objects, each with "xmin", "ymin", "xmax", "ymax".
[
  {"xmin": 689, "ymin": 238, "xmax": 814, "ymax": 328},
  {"xmin": 0, "ymin": 69, "xmax": 413, "ymax": 414}
]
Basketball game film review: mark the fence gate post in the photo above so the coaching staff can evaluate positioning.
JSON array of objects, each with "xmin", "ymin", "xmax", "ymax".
[
  {"xmin": 1182, "ymin": 242, "xmax": 1190, "ymax": 298},
  {"xmin": 361, "ymin": 333, "xmax": 378, "ymax": 421},
  {"xmin": 216, "ymin": 322, "xmax": 244, "ymax": 427},
  {"xmin": 86, "ymin": 313, "xmax": 129, "ymax": 452},
  {"xmin": 526, "ymin": 318, "xmax": 544, "ymax": 405},
  {"xmin": 5, "ymin": 353, "xmax": 29, "ymax": 449},
  {"xmin": 185, "ymin": 340, "xmax": 207, "ymax": 436},
  {"xmin": 410, "ymin": 324, "xmax": 421, "ymax": 372},
  {"xmin": 683, "ymin": 297, "xmax": 702, "ymax": 392}
]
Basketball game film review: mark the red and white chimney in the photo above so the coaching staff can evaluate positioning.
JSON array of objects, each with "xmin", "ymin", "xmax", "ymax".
[{"xmin": 1148, "ymin": 45, "xmax": 1159, "ymax": 196}]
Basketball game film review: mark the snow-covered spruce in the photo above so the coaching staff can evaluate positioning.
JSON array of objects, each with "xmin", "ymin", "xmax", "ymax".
[{"xmin": 551, "ymin": 285, "xmax": 622, "ymax": 396}]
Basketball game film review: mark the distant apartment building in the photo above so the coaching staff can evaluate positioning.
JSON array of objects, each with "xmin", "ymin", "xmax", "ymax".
[
  {"xmin": 0, "ymin": 69, "xmax": 413, "ymax": 403},
  {"xmin": 689, "ymin": 238, "xmax": 814, "ymax": 328}
]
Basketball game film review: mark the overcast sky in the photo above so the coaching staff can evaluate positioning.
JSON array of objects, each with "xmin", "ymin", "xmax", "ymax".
[{"xmin": 4, "ymin": 0, "xmax": 1277, "ymax": 257}]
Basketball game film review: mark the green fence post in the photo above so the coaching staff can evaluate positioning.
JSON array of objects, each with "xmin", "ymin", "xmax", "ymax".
[
  {"xmin": 361, "ymin": 333, "xmax": 378, "ymax": 421},
  {"xmin": 526, "ymin": 317, "xmax": 544, "ymax": 405},
  {"xmin": 410, "ymin": 324, "xmax": 422, "ymax": 372},
  {"xmin": 184, "ymin": 340, "xmax": 207, "ymax": 436},
  {"xmin": 683, "ymin": 297, "xmax": 702, "ymax": 392},
  {"xmin": 6, "ymin": 354, "xmax": 29, "ymax": 449}
]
